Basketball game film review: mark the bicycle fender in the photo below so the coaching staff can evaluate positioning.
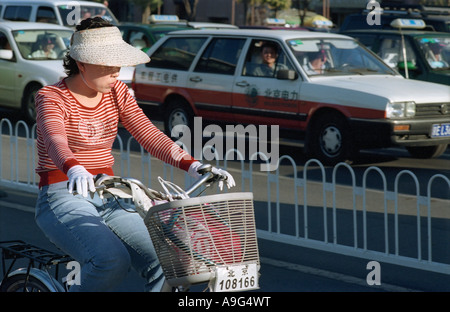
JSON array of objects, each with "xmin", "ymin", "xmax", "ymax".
[{"xmin": 6, "ymin": 268, "xmax": 65, "ymax": 292}]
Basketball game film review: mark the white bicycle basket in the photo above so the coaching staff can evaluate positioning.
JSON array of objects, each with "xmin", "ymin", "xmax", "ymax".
[{"xmin": 143, "ymin": 191, "xmax": 260, "ymax": 291}]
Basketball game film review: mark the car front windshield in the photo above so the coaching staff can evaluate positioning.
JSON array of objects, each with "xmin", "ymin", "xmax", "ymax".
[
  {"xmin": 287, "ymin": 38, "xmax": 396, "ymax": 76},
  {"xmin": 13, "ymin": 29, "xmax": 73, "ymax": 60},
  {"xmin": 415, "ymin": 35, "xmax": 450, "ymax": 70}
]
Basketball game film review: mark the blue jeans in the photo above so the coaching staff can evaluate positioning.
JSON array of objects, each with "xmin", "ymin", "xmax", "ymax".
[{"xmin": 35, "ymin": 181, "xmax": 165, "ymax": 292}]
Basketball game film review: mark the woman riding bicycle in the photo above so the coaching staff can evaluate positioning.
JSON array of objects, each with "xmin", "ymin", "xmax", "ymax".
[{"xmin": 34, "ymin": 17, "xmax": 235, "ymax": 292}]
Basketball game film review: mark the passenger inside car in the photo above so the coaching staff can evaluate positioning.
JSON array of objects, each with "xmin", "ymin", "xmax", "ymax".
[
  {"xmin": 245, "ymin": 41, "xmax": 287, "ymax": 77},
  {"xmin": 303, "ymin": 50, "xmax": 327, "ymax": 75},
  {"xmin": 427, "ymin": 42, "xmax": 449, "ymax": 68},
  {"xmin": 31, "ymin": 35, "xmax": 57, "ymax": 59}
]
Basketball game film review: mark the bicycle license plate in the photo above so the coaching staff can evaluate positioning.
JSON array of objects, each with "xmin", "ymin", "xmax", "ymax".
[
  {"xmin": 212, "ymin": 262, "xmax": 259, "ymax": 292},
  {"xmin": 431, "ymin": 123, "xmax": 450, "ymax": 138}
]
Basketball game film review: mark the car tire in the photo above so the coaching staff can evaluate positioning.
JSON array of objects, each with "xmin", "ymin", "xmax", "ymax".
[
  {"xmin": 406, "ymin": 144, "xmax": 447, "ymax": 159},
  {"xmin": 21, "ymin": 83, "xmax": 41, "ymax": 123},
  {"xmin": 307, "ymin": 112, "xmax": 353, "ymax": 165},
  {"xmin": 163, "ymin": 98, "xmax": 194, "ymax": 140}
]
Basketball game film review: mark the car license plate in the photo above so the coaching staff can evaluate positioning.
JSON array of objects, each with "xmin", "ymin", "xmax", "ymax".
[
  {"xmin": 431, "ymin": 123, "xmax": 450, "ymax": 138},
  {"xmin": 213, "ymin": 262, "xmax": 259, "ymax": 292}
]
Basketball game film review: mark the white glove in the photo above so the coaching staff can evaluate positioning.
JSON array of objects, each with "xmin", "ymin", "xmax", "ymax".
[
  {"xmin": 188, "ymin": 161, "xmax": 235, "ymax": 191},
  {"xmin": 67, "ymin": 165, "xmax": 96, "ymax": 198},
  {"xmin": 187, "ymin": 161, "xmax": 203, "ymax": 179},
  {"xmin": 211, "ymin": 167, "xmax": 236, "ymax": 191}
]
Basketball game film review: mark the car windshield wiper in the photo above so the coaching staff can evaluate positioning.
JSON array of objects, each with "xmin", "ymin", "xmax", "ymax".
[
  {"xmin": 432, "ymin": 67, "xmax": 450, "ymax": 71},
  {"xmin": 322, "ymin": 68, "xmax": 347, "ymax": 75},
  {"xmin": 346, "ymin": 68, "xmax": 380, "ymax": 75},
  {"xmin": 324, "ymin": 67, "xmax": 383, "ymax": 75}
]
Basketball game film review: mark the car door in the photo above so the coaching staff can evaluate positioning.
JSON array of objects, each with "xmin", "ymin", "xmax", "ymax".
[
  {"xmin": 231, "ymin": 39, "xmax": 302, "ymax": 130},
  {"xmin": 0, "ymin": 31, "xmax": 16, "ymax": 108},
  {"xmin": 187, "ymin": 37, "xmax": 246, "ymax": 123}
]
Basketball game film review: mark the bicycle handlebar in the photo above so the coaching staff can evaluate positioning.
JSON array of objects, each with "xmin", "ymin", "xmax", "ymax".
[{"xmin": 92, "ymin": 164, "xmax": 225, "ymax": 201}]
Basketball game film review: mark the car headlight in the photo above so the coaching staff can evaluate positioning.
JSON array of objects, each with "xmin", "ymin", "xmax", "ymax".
[{"xmin": 385, "ymin": 101, "xmax": 415, "ymax": 118}]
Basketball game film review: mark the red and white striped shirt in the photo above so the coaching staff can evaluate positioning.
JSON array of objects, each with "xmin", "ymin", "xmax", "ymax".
[{"xmin": 35, "ymin": 79, "xmax": 195, "ymax": 187}]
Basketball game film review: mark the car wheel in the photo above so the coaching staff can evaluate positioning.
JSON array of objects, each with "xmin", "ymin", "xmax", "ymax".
[
  {"xmin": 163, "ymin": 99, "xmax": 194, "ymax": 140},
  {"xmin": 307, "ymin": 113, "xmax": 353, "ymax": 165},
  {"xmin": 406, "ymin": 144, "xmax": 447, "ymax": 159},
  {"xmin": 22, "ymin": 83, "xmax": 41, "ymax": 123}
]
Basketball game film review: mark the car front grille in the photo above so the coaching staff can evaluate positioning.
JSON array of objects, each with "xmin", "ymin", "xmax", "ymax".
[{"xmin": 416, "ymin": 103, "xmax": 450, "ymax": 118}]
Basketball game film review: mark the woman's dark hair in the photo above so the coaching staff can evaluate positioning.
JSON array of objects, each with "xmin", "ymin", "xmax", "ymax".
[
  {"xmin": 261, "ymin": 41, "xmax": 279, "ymax": 54},
  {"xmin": 63, "ymin": 17, "xmax": 114, "ymax": 77}
]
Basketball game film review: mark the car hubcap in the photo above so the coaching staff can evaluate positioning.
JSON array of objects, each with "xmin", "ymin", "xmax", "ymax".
[
  {"xmin": 320, "ymin": 126, "xmax": 342, "ymax": 157},
  {"xmin": 170, "ymin": 110, "xmax": 188, "ymax": 129}
]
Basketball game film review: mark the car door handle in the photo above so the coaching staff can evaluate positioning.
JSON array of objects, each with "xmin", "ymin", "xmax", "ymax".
[
  {"xmin": 235, "ymin": 81, "xmax": 249, "ymax": 87},
  {"xmin": 189, "ymin": 76, "xmax": 202, "ymax": 82}
]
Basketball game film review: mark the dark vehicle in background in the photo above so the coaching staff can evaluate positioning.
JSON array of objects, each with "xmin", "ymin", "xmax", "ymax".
[
  {"xmin": 340, "ymin": 4, "xmax": 449, "ymax": 33},
  {"xmin": 342, "ymin": 28, "xmax": 450, "ymax": 85},
  {"xmin": 119, "ymin": 15, "xmax": 237, "ymax": 53},
  {"xmin": 119, "ymin": 23, "xmax": 192, "ymax": 52}
]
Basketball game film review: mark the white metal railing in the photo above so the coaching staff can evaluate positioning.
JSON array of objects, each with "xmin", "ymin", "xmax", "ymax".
[{"xmin": 1, "ymin": 118, "xmax": 450, "ymax": 275}]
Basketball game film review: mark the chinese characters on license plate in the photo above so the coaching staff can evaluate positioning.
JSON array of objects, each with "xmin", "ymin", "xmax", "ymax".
[
  {"xmin": 213, "ymin": 263, "xmax": 259, "ymax": 292},
  {"xmin": 431, "ymin": 123, "xmax": 450, "ymax": 138}
]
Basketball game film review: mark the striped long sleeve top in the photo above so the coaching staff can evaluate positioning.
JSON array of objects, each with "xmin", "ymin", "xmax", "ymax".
[{"xmin": 35, "ymin": 79, "xmax": 195, "ymax": 187}]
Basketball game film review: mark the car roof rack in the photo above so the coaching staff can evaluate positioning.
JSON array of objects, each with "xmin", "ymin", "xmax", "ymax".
[
  {"xmin": 362, "ymin": 3, "xmax": 449, "ymax": 17},
  {"xmin": 380, "ymin": 3, "xmax": 450, "ymax": 16}
]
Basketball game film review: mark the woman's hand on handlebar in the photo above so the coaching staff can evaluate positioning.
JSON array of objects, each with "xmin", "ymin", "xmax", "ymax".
[
  {"xmin": 188, "ymin": 161, "xmax": 235, "ymax": 191},
  {"xmin": 67, "ymin": 165, "xmax": 96, "ymax": 198},
  {"xmin": 211, "ymin": 167, "xmax": 235, "ymax": 190}
]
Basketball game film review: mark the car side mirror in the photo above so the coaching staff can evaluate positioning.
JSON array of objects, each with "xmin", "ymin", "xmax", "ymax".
[
  {"xmin": 277, "ymin": 69, "xmax": 298, "ymax": 80},
  {"xmin": 0, "ymin": 49, "xmax": 13, "ymax": 60}
]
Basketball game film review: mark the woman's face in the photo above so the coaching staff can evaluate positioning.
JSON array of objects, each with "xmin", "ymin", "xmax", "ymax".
[
  {"xmin": 78, "ymin": 62, "xmax": 121, "ymax": 93},
  {"xmin": 262, "ymin": 46, "xmax": 277, "ymax": 66},
  {"xmin": 44, "ymin": 42, "xmax": 54, "ymax": 52}
]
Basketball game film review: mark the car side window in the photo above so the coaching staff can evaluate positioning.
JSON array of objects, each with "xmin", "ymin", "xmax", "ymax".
[
  {"xmin": 0, "ymin": 32, "xmax": 11, "ymax": 50},
  {"xmin": 0, "ymin": 31, "xmax": 14, "ymax": 61},
  {"xmin": 4, "ymin": 5, "xmax": 32, "ymax": 22},
  {"xmin": 352, "ymin": 34, "xmax": 377, "ymax": 50},
  {"xmin": 194, "ymin": 38, "xmax": 245, "ymax": 75},
  {"xmin": 129, "ymin": 30, "xmax": 150, "ymax": 51},
  {"xmin": 243, "ymin": 39, "xmax": 293, "ymax": 78},
  {"xmin": 146, "ymin": 37, "xmax": 207, "ymax": 70},
  {"xmin": 378, "ymin": 37, "xmax": 417, "ymax": 69},
  {"xmin": 36, "ymin": 6, "xmax": 58, "ymax": 24}
]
